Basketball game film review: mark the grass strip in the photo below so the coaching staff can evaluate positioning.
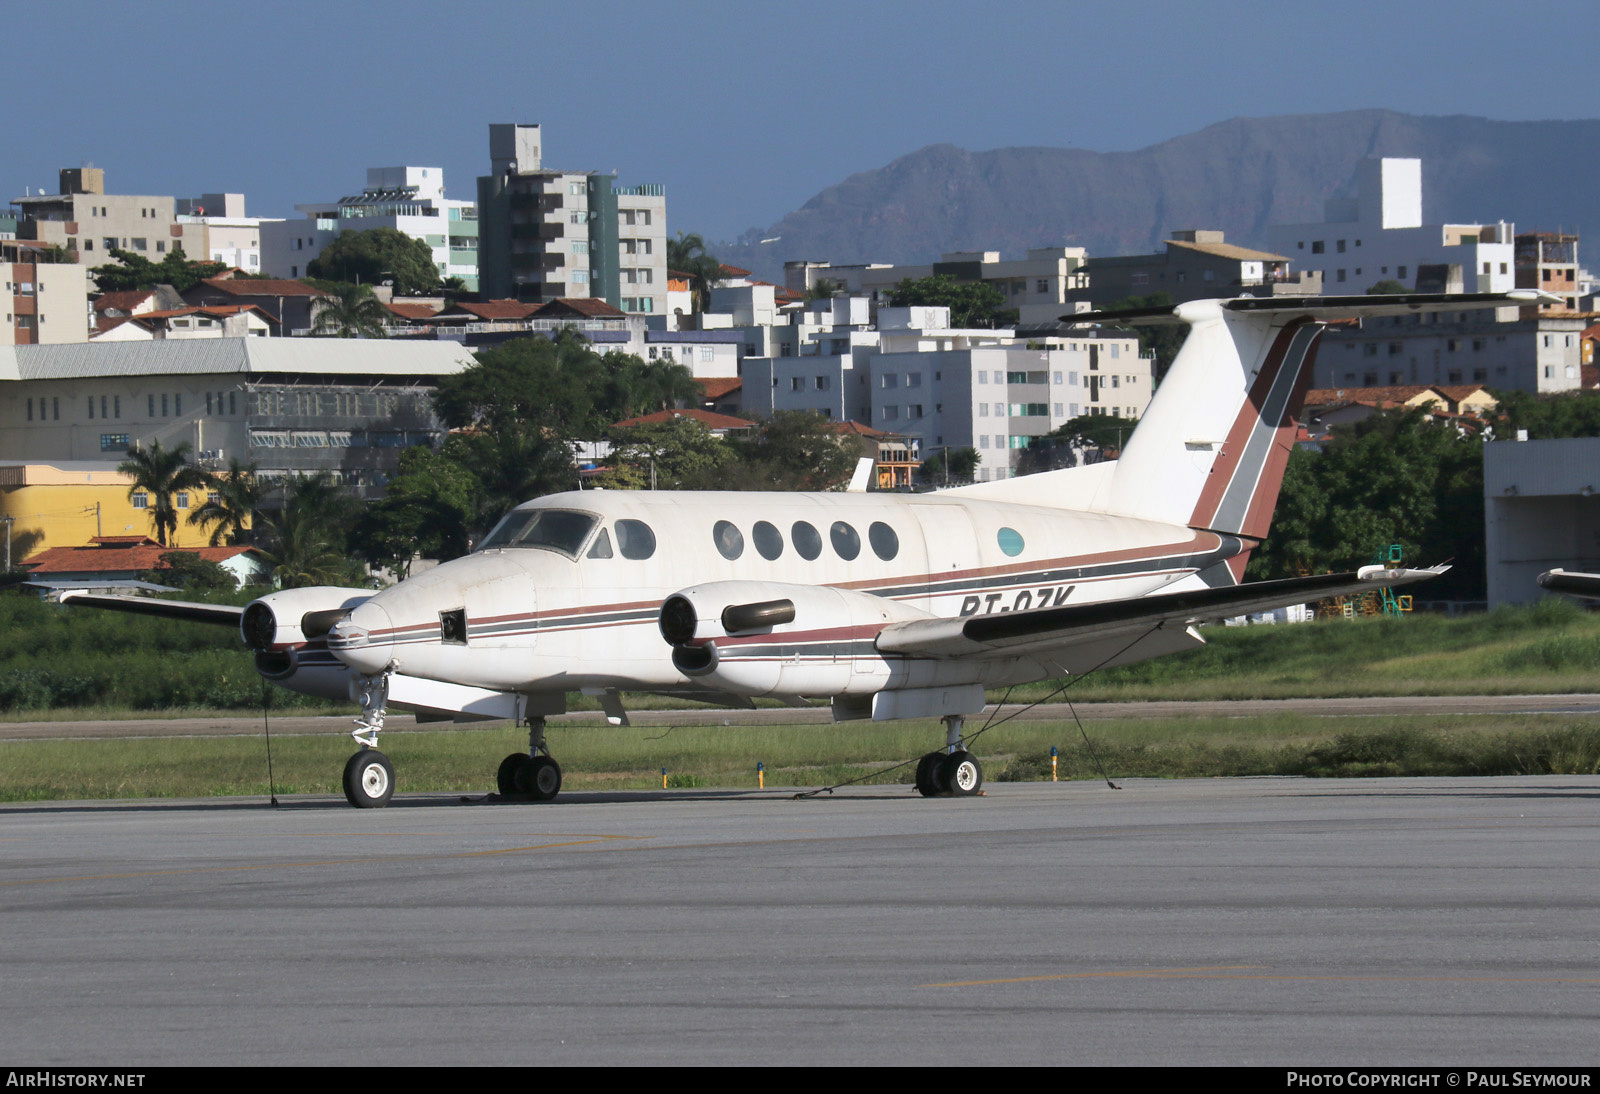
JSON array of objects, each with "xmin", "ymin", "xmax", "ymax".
[{"xmin": 2, "ymin": 713, "xmax": 1597, "ymax": 802}]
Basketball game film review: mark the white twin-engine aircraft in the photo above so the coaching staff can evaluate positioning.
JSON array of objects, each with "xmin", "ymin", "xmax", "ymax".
[{"xmin": 71, "ymin": 292, "xmax": 1549, "ymax": 807}]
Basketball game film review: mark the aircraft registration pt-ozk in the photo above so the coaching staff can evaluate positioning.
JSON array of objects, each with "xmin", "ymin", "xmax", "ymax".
[{"xmin": 70, "ymin": 291, "xmax": 1549, "ymax": 807}]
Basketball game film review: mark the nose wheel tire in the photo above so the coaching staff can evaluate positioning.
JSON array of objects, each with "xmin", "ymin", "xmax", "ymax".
[
  {"xmin": 937, "ymin": 751, "xmax": 983, "ymax": 797},
  {"xmin": 343, "ymin": 749, "xmax": 395, "ymax": 808},
  {"xmin": 914, "ymin": 752, "xmax": 945, "ymax": 797},
  {"xmin": 515, "ymin": 755, "xmax": 563, "ymax": 801}
]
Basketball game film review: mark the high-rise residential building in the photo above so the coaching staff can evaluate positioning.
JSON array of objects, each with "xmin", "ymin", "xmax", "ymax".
[
  {"xmin": 260, "ymin": 167, "xmax": 478, "ymax": 289},
  {"xmin": 476, "ymin": 124, "xmax": 667, "ymax": 317}
]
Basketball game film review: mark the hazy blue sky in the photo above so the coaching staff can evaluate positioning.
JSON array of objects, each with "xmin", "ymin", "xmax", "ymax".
[{"xmin": 6, "ymin": 0, "xmax": 1596, "ymax": 245}]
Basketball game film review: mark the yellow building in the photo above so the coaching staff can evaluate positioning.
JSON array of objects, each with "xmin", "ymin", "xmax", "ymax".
[{"xmin": 0, "ymin": 460, "xmax": 226, "ymax": 562}]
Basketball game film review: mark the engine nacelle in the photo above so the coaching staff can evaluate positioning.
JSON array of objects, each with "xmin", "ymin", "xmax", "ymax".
[
  {"xmin": 241, "ymin": 586, "xmax": 373, "ymax": 696},
  {"xmin": 659, "ymin": 580, "xmax": 933, "ymax": 698}
]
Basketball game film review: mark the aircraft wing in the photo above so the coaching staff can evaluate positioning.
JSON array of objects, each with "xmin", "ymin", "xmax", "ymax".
[
  {"xmin": 58, "ymin": 591, "xmax": 245, "ymax": 627},
  {"xmin": 875, "ymin": 565, "xmax": 1446, "ymax": 662},
  {"xmin": 1537, "ymin": 569, "xmax": 1600, "ymax": 599}
]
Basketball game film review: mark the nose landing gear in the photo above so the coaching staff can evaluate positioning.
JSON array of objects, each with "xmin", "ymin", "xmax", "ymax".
[
  {"xmin": 343, "ymin": 670, "xmax": 396, "ymax": 808},
  {"xmin": 343, "ymin": 749, "xmax": 395, "ymax": 808}
]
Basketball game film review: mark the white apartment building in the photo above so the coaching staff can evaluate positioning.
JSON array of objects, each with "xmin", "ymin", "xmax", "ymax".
[
  {"xmin": 175, "ymin": 193, "xmax": 280, "ymax": 274},
  {"xmin": 1316, "ymin": 310, "xmax": 1586, "ymax": 394},
  {"xmin": 1265, "ymin": 158, "xmax": 1516, "ymax": 295},
  {"xmin": 2, "ymin": 249, "xmax": 90, "ymax": 345},
  {"xmin": 786, "ymin": 247, "xmax": 1089, "ymax": 326},
  {"xmin": 743, "ymin": 304, "xmax": 1149, "ymax": 480},
  {"xmin": 260, "ymin": 167, "xmax": 479, "ymax": 289}
]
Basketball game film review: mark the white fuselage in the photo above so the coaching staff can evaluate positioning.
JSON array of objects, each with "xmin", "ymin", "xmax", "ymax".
[{"xmin": 324, "ymin": 488, "xmax": 1238, "ymax": 703}]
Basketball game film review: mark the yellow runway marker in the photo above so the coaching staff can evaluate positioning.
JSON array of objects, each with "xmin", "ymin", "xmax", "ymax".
[
  {"xmin": 0, "ymin": 834, "xmax": 645, "ymax": 888},
  {"xmin": 923, "ymin": 966, "xmax": 1600, "ymax": 988}
]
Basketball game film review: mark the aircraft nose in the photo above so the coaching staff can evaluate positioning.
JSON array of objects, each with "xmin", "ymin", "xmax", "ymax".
[{"xmin": 328, "ymin": 600, "xmax": 396, "ymax": 676}]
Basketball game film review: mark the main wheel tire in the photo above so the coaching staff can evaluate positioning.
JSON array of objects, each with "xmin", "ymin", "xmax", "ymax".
[
  {"xmin": 914, "ymin": 751, "xmax": 945, "ymax": 797},
  {"xmin": 497, "ymin": 753, "xmax": 529, "ymax": 795},
  {"xmin": 343, "ymin": 749, "xmax": 395, "ymax": 809},
  {"xmin": 937, "ymin": 751, "xmax": 983, "ymax": 797},
  {"xmin": 516, "ymin": 755, "xmax": 563, "ymax": 801}
]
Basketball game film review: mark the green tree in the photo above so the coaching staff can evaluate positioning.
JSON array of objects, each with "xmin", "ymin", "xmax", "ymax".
[
  {"xmin": 1047, "ymin": 412, "xmax": 1141, "ymax": 451},
  {"xmin": 1493, "ymin": 388, "xmax": 1600, "ymax": 440},
  {"xmin": 889, "ymin": 274, "xmax": 1015, "ymax": 329},
  {"xmin": 599, "ymin": 416, "xmax": 736, "ymax": 490},
  {"xmin": 441, "ymin": 428, "xmax": 578, "ymax": 538},
  {"xmin": 434, "ymin": 331, "xmax": 689, "ymax": 441},
  {"xmin": 666, "ymin": 232, "xmax": 725, "ymax": 313},
  {"xmin": 310, "ymin": 282, "xmax": 391, "ymax": 338},
  {"xmin": 1249, "ymin": 409, "xmax": 1486, "ymax": 599},
  {"xmin": 255, "ymin": 472, "xmax": 366, "ymax": 588},
  {"xmin": 91, "ymin": 246, "xmax": 227, "ymax": 293},
  {"xmin": 307, "ymin": 228, "xmax": 442, "ymax": 296},
  {"xmin": 1367, "ymin": 279, "xmax": 1409, "ymax": 295},
  {"xmin": 918, "ymin": 447, "xmax": 981, "ymax": 486},
  {"xmin": 118, "ymin": 441, "xmax": 210, "ymax": 547},
  {"xmin": 351, "ymin": 448, "xmax": 480, "ymax": 577},
  {"xmin": 187, "ymin": 458, "xmax": 262, "ymax": 546},
  {"xmin": 805, "ymin": 277, "xmax": 844, "ymax": 304},
  {"xmin": 726, "ymin": 410, "xmax": 860, "ymax": 491},
  {"xmin": 138, "ymin": 551, "xmax": 238, "ymax": 595}
]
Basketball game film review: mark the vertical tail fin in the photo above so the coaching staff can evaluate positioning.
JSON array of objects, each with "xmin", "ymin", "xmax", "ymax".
[{"xmin": 1106, "ymin": 300, "xmax": 1320, "ymax": 541}]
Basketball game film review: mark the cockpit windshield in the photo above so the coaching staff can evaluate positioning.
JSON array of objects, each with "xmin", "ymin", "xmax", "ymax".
[{"xmin": 477, "ymin": 508, "xmax": 600, "ymax": 558}]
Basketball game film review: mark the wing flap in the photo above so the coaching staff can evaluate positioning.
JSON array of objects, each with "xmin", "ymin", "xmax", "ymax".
[{"xmin": 876, "ymin": 566, "xmax": 1446, "ymax": 661}]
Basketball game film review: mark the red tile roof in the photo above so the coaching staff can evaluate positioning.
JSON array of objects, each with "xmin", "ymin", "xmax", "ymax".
[
  {"xmin": 442, "ymin": 299, "xmax": 540, "ymax": 320},
  {"xmin": 384, "ymin": 302, "xmax": 442, "ymax": 320},
  {"xmin": 718, "ymin": 264, "xmax": 752, "ymax": 278},
  {"xmin": 612, "ymin": 408, "xmax": 755, "ymax": 431},
  {"xmin": 25, "ymin": 537, "xmax": 262, "ymax": 576},
  {"xmin": 828, "ymin": 420, "xmax": 891, "ymax": 438},
  {"xmin": 696, "ymin": 377, "xmax": 742, "ymax": 399},
  {"xmin": 92, "ymin": 290, "xmax": 156, "ymax": 315},
  {"xmin": 532, "ymin": 297, "xmax": 627, "ymax": 319}
]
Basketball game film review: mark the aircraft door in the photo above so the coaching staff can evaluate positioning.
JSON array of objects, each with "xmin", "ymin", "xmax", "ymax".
[{"xmin": 911, "ymin": 504, "xmax": 981, "ymax": 616}]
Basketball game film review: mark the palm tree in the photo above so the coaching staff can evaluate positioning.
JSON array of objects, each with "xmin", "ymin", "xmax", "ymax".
[
  {"xmin": 311, "ymin": 283, "xmax": 390, "ymax": 338},
  {"xmin": 666, "ymin": 232, "xmax": 725, "ymax": 314},
  {"xmin": 255, "ymin": 472, "xmax": 362, "ymax": 588},
  {"xmin": 188, "ymin": 458, "xmax": 262, "ymax": 546},
  {"xmin": 118, "ymin": 441, "xmax": 209, "ymax": 547}
]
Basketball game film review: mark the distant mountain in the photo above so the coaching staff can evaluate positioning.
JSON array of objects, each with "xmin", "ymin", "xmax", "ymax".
[{"xmin": 716, "ymin": 110, "xmax": 1600, "ymax": 283}]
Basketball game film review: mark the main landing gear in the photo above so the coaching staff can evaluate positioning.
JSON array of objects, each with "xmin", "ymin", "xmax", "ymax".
[
  {"xmin": 914, "ymin": 713, "xmax": 984, "ymax": 798},
  {"xmin": 496, "ymin": 716, "xmax": 563, "ymax": 802}
]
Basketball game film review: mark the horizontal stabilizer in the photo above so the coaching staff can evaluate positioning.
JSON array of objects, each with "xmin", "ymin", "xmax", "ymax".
[
  {"xmin": 1538, "ymin": 569, "xmax": 1600, "ymax": 599},
  {"xmin": 1059, "ymin": 290, "xmax": 1563, "ymax": 327},
  {"xmin": 876, "ymin": 565, "xmax": 1448, "ymax": 661}
]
